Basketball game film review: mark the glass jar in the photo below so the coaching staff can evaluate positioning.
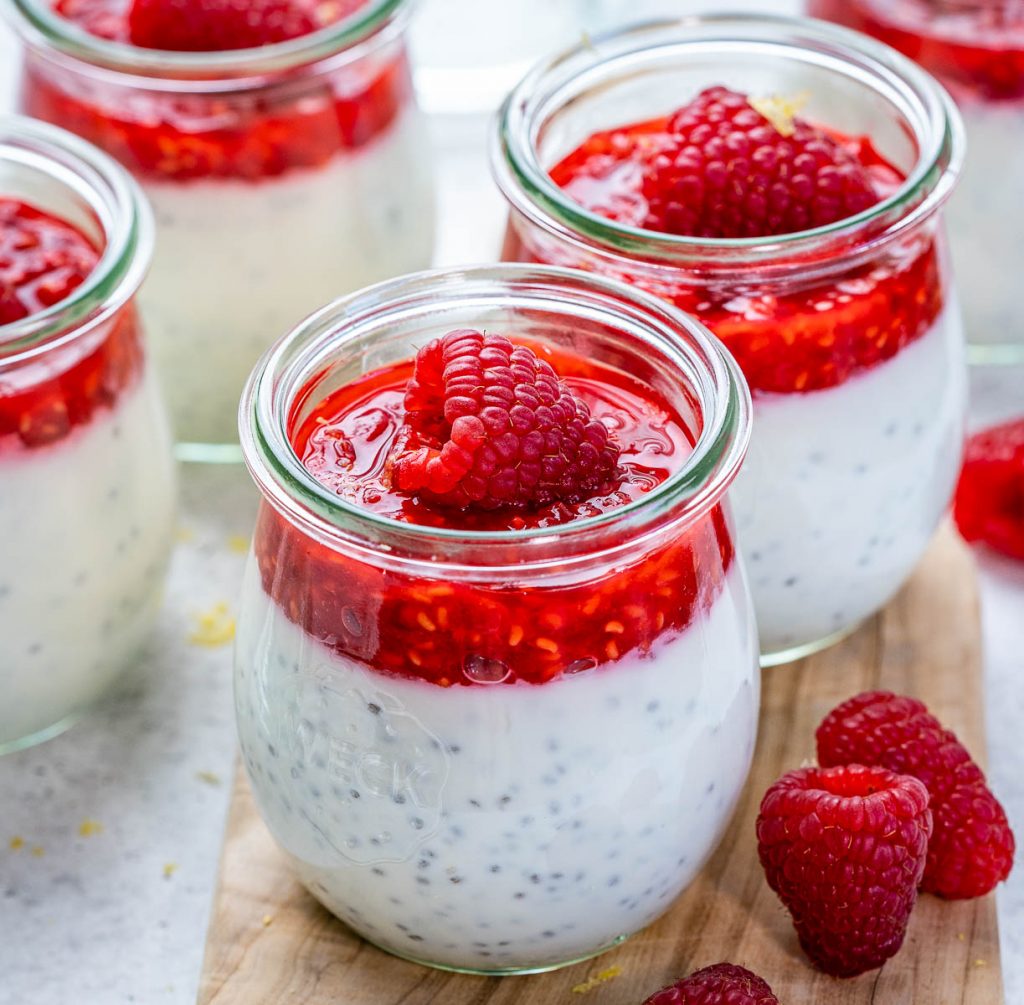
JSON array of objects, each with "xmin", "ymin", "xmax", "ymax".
[
  {"xmin": 809, "ymin": 0, "xmax": 1024, "ymax": 366},
  {"xmin": 493, "ymin": 15, "xmax": 967, "ymax": 665},
  {"xmin": 235, "ymin": 264, "xmax": 757, "ymax": 974},
  {"xmin": 0, "ymin": 116, "xmax": 176, "ymax": 753},
  {"xmin": 5, "ymin": 0, "xmax": 436, "ymax": 459}
]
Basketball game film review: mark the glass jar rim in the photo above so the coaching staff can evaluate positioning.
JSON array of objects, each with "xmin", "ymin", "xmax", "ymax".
[
  {"xmin": 0, "ymin": 115, "xmax": 152, "ymax": 366},
  {"xmin": 4, "ymin": 0, "xmax": 410, "ymax": 85},
  {"xmin": 492, "ymin": 13, "xmax": 965, "ymax": 276},
  {"xmin": 240, "ymin": 263, "xmax": 752, "ymax": 572}
]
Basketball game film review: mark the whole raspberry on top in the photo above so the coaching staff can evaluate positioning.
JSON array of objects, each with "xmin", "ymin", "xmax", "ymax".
[
  {"xmin": 641, "ymin": 86, "xmax": 880, "ymax": 238},
  {"xmin": 390, "ymin": 329, "xmax": 621, "ymax": 511},
  {"xmin": 643, "ymin": 963, "xmax": 780, "ymax": 1004},
  {"xmin": 126, "ymin": 0, "xmax": 364, "ymax": 51},
  {"xmin": 756, "ymin": 763, "xmax": 931, "ymax": 977},
  {"xmin": 817, "ymin": 691, "xmax": 1016, "ymax": 899},
  {"xmin": 954, "ymin": 418, "xmax": 1024, "ymax": 561}
]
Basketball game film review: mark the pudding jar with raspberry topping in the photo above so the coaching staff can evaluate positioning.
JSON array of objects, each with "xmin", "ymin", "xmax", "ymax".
[
  {"xmin": 5, "ymin": 0, "xmax": 435, "ymax": 458},
  {"xmin": 493, "ymin": 15, "xmax": 968, "ymax": 664},
  {"xmin": 235, "ymin": 264, "xmax": 758, "ymax": 973},
  {"xmin": 0, "ymin": 117, "xmax": 176, "ymax": 752},
  {"xmin": 809, "ymin": 0, "xmax": 1024, "ymax": 365}
]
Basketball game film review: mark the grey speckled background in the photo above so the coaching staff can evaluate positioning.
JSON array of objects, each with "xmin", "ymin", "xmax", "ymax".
[{"xmin": 1, "ymin": 3, "xmax": 1022, "ymax": 1003}]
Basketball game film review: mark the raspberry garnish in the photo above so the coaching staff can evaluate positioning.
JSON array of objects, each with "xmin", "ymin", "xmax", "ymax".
[
  {"xmin": 816, "ymin": 691, "xmax": 1016, "ymax": 899},
  {"xmin": 125, "ymin": 0, "xmax": 364, "ymax": 51},
  {"xmin": 954, "ymin": 418, "xmax": 1024, "ymax": 561},
  {"xmin": 756, "ymin": 763, "xmax": 931, "ymax": 977},
  {"xmin": 641, "ymin": 87, "xmax": 881, "ymax": 238},
  {"xmin": 643, "ymin": 963, "xmax": 780, "ymax": 1004},
  {"xmin": 390, "ymin": 329, "xmax": 621, "ymax": 511}
]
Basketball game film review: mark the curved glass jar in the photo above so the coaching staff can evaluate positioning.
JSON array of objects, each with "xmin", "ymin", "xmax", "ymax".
[
  {"xmin": 0, "ymin": 117, "xmax": 176, "ymax": 753},
  {"xmin": 493, "ymin": 15, "xmax": 968, "ymax": 665},
  {"xmin": 235, "ymin": 264, "xmax": 758, "ymax": 975},
  {"xmin": 809, "ymin": 0, "xmax": 1024, "ymax": 366},
  {"xmin": 6, "ymin": 0, "xmax": 436, "ymax": 459}
]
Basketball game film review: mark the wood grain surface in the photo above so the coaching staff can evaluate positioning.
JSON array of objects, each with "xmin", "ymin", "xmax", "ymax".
[{"xmin": 198, "ymin": 525, "xmax": 1003, "ymax": 1004}]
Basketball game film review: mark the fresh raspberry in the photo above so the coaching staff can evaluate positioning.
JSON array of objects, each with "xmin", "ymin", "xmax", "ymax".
[
  {"xmin": 126, "ymin": 0, "xmax": 363, "ymax": 51},
  {"xmin": 756, "ymin": 763, "xmax": 931, "ymax": 977},
  {"xmin": 643, "ymin": 963, "xmax": 780, "ymax": 1004},
  {"xmin": 390, "ymin": 329, "xmax": 621, "ymax": 511},
  {"xmin": 641, "ymin": 86, "xmax": 881, "ymax": 238},
  {"xmin": 816, "ymin": 691, "xmax": 1016, "ymax": 899},
  {"xmin": 954, "ymin": 419, "xmax": 1024, "ymax": 561}
]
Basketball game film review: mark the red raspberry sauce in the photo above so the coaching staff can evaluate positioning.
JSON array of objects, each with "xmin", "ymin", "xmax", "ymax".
[
  {"xmin": 811, "ymin": 0, "xmax": 1024, "ymax": 102},
  {"xmin": 253, "ymin": 345, "xmax": 736, "ymax": 687},
  {"xmin": 25, "ymin": 0, "xmax": 409, "ymax": 182},
  {"xmin": 506, "ymin": 117, "xmax": 945, "ymax": 396},
  {"xmin": 0, "ymin": 198, "xmax": 143, "ymax": 453}
]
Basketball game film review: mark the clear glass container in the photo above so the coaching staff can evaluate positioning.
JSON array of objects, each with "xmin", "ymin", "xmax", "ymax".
[
  {"xmin": 493, "ymin": 14, "xmax": 968, "ymax": 665},
  {"xmin": 235, "ymin": 264, "xmax": 758, "ymax": 974},
  {"xmin": 809, "ymin": 0, "xmax": 1024, "ymax": 366},
  {"xmin": 5, "ymin": 0, "xmax": 436, "ymax": 459},
  {"xmin": 0, "ymin": 116, "xmax": 176, "ymax": 753}
]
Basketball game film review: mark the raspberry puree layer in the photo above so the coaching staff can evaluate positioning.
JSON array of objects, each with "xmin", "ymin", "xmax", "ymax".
[
  {"xmin": 254, "ymin": 345, "xmax": 735, "ymax": 687},
  {"xmin": 0, "ymin": 198, "xmax": 142, "ymax": 452},
  {"xmin": 30, "ymin": 0, "xmax": 409, "ymax": 181},
  {"xmin": 517, "ymin": 111, "xmax": 945, "ymax": 396},
  {"xmin": 811, "ymin": 0, "xmax": 1024, "ymax": 102}
]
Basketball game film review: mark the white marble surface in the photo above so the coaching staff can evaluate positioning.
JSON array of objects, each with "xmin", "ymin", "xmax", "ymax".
[{"xmin": 0, "ymin": 7, "xmax": 1022, "ymax": 1005}]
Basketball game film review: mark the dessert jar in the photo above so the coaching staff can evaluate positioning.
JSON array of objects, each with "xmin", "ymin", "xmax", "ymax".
[
  {"xmin": 0, "ymin": 117, "xmax": 176, "ymax": 753},
  {"xmin": 809, "ymin": 0, "xmax": 1024, "ymax": 366},
  {"xmin": 6, "ymin": 0, "xmax": 436, "ymax": 457},
  {"xmin": 235, "ymin": 264, "xmax": 758, "ymax": 974},
  {"xmin": 493, "ymin": 15, "xmax": 968, "ymax": 665}
]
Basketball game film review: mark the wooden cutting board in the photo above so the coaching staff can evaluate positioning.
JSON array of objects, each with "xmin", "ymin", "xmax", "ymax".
[{"xmin": 198, "ymin": 525, "xmax": 1003, "ymax": 1004}]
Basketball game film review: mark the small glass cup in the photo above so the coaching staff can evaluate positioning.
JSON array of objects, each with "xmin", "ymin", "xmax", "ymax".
[
  {"xmin": 5, "ymin": 0, "xmax": 436, "ymax": 458},
  {"xmin": 235, "ymin": 263, "xmax": 758, "ymax": 974},
  {"xmin": 809, "ymin": 0, "xmax": 1024, "ymax": 366},
  {"xmin": 493, "ymin": 14, "xmax": 968, "ymax": 665},
  {"xmin": 0, "ymin": 116, "xmax": 176, "ymax": 753}
]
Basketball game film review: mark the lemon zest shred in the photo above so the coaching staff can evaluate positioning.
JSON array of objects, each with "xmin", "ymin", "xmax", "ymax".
[
  {"xmin": 572, "ymin": 965, "xmax": 623, "ymax": 994},
  {"xmin": 188, "ymin": 603, "xmax": 236, "ymax": 647}
]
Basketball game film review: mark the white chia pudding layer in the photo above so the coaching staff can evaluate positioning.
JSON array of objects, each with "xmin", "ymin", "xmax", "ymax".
[
  {"xmin": 234, "ymin": 563, "xmax": 758, "ymax": 972},
  {"xmin": 139, "ymin": 108, "xmax": 435, "ymax": 448},
  {"xmin": 734, "ymin": 304, "xmax": 966, "ymax": 660},
  {"xmin": 0, "ymin": 371, "xmax": 176, "ymax": 748}
]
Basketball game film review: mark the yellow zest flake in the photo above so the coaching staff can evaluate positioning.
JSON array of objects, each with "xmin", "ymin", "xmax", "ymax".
[
  {"xmin": 536, "ymin": 638, "xmax": 559, "ymax": 654},
  {"xmin": 78, "ymin": 819, "xmax": 104, "ymax": 838},
  {"xmin": 176, "ymin": 526, "xmax": 195, "ymax": 543},
  {"xmin": 31, "ymin": 846, "xmax": 44, "ymax": 858},
  {"xmin": 975, "ymin": 959, "xmax": 988, "ymax": 967},
  {"xmin": 163, "ymin": 862, "xmax": 178, "ymax": 879},
  {"xmin": 749, "ymin": 92, "xmax": 810, "ymax": 137},
  {"xmin": 572, "ymin": 965, "xmax": 623, "ymax": 994},
  {"xmin": 508, "ymin": 625, "xmax": 524, "ymax": 646},
  {"xmin": 196, "ymin": 771, "xmax": 222, "ymax": 787},
  {"xmin": 9, "ymin": 836, "xmax": 24, "ymax": 851},
  {"xmin": 416, "ymin": 611, "xmax": 437, "ymax": 632},
  {"xmin": 605, "ymin": 620, "xmax": 625, "ymax": 635},
  {"xmin": 226, "ymin": 535, "xmax": 250, "ymax": 554},
  {"xmin": 188, "ymin": 603, "xmax": 236, "ymax": 648},
  {"xmin": 261, "ymin": 914, "xmax": 274, "ymax": 927}
]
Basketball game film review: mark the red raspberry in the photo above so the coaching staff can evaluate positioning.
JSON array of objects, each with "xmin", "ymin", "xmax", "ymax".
[
  {"xmin": 756, "ymin": 763, "xmax": 931, "ymax": 977},
  {"xmin": 816, "ymin": 691, "xmax": 1016, "ymax": 899},
  {"xmin": 954, "ymin": 418, "xmax": 1024, "ymax": 561},
  {"xmin": 642, "ymin": 86, "xmax": 880, "ymax": 238},
  {"xmin": 126, "ymin": 0, "xmax": 364, "ymax": 51},
  {"xmin": 643, "ymin": 963, "xmax": 780, "ymax": 1004},
  {"xmin": 390, "ymin": 329, "xmax": 621, "ymax": 511}
]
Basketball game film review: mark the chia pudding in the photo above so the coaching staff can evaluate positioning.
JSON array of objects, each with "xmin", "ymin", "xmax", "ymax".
[
  {"xmin": 493, "ymin": 15, "xmax": 968, "ymax": 663},
  {"xmin": 9, "ymin": 0, "xmax": 435, "ymax": 453},
  {"xmin": 234, "ymin": 266, "xmax": 758, "ymax": 973},
  {"xmin": 809, "ymin": 0, "xmax": 1024, "ymax": 365},
  {"xmin": 0, "ymin": 119, "xmax": 176, "ymax": 751}
]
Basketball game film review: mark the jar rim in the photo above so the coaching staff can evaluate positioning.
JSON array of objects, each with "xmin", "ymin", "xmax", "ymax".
[
  {"xmin": 240, "ymin": 264, "xmax": 752, "ymax": 570},
  {"xmin": 492, "ymin": 13, "xmax": 965, "ymax": 275},
  {"xmin": 4, "ymin": 0, "xmax": 410, "ymax": 85},
  {"xmin": 0, "ymin": 115, "xmax": 152, "ymax": 366}
]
